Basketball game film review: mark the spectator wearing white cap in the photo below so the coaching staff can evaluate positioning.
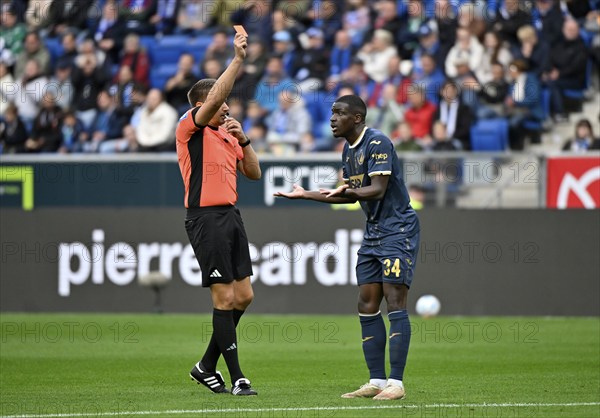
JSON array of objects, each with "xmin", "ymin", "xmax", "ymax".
[
  {"xmin": 273, "ymin": 30, "xmax": 296, "ymax": 77},
  {"xmin": 292, "ymin": 27, "xmax": 329, "ymax": 91},
  {"xmin": 412, "ymin": 24, "xmax": 445, "ymax": 79}
]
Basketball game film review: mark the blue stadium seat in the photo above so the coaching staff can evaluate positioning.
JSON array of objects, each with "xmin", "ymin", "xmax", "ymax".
[
  {"xmin": 158, "ymin": 35, "xmax": 191, "ymax": 47},
  {"xmin": 155, "ymin": 63, "xmax": 179, "ymax": 77},
  {"xmin": 522, "ymin": 88, "xmax": 550, "ymax": 132},
  {"xmin": 148, "ymin": 35, "xmax": 194, "ymax": 64},
  {"xmin": 150, "ymin": 72, "xmax": 170, "ymax": 89},
  {"xmin": 563, "ymin": 60, "xmax": 592, "ymax": 100},
  {"xmin": 139, "ymin": 36, "xmax": 157, "ymax": 52},
  {"xmin": 44, "ymin": 38, "xmax": 63, "ymax": 65},
  {"xmin": 303, "ymin": 90, "xmax": 337, "ymax": 140},
  {"xmin": 470, "ymin": 118, "xmax": 509, "ymax": 151},
  {"xmin": 151, "ymin": 46, "xmax": 184, "ymax": 65},
  {"xmin": 183, "ymin": 35, "xmax": 212, "ymax": 64}
]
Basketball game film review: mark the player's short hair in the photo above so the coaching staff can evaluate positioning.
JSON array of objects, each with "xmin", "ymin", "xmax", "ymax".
[
  {"xmin": 187, "ymin": 79, "xmax": 216, "ymax": 106},
  {"xmin": 335, "ymin": 95, "xmax": 367, "ymax": 121}
]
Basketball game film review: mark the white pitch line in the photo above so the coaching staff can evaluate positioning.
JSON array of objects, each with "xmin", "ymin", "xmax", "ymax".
[{"xmin": 2, "ymin": 402, "xmax": 600, "ymax": 418}]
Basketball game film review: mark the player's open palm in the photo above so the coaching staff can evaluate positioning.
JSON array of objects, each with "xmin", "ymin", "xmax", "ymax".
[
  {"xmin": 233, "ymin": 33, "xmax": 247, "ymax": 60},
  {"xmin": 320, "ymin": 184, "xmax": 349, "ymax": 198},
  {"xmin": 274, "ymin": 184, "xmax": 305, "ymax": 199}
]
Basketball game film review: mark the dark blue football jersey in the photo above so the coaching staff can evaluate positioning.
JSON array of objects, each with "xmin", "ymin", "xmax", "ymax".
[{"xmin": 342, "ymin": 127, "xmax": 420, "ymax": 244}]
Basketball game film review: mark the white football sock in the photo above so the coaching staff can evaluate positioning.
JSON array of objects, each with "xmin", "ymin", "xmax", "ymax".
[
  {"xmin": 387, "ymin": 378, "xmax": 403, "ymax": 388},
  {"xmin": 370, "ymin": 378, "xmax": 387, "ymax": 388}
]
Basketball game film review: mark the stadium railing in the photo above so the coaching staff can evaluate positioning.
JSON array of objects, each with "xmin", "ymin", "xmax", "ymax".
[{"xmin": 5, "ymin": 151, "xmax": 597, "ymax": 209}]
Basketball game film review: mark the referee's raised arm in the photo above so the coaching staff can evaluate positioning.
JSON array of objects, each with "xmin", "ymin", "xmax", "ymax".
[{"xmin": 193, "ymin": 33, "xmax": 247, "ymax": 126}]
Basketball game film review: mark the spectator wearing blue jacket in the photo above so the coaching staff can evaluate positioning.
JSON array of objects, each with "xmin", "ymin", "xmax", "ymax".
[
  {"xmin": 85, "ymin": 90, "xmax": 124, "ymax": 152},
  {"xmin": 412, "ymin": 24, "xmax": 445, "ymax": 77},
  {"xmin": 414, "ymin": 54, "xmax": 446, "ymax": 105},
  {"xmin": 532, "ymin": 0, "xmax": 565, "ymax": 48},
  {"xmin": 330, "ymin": 30, "xmax": 353, "ymax": 77},
  {"xmin": 253, "ymin": 56, "xmax": 294, "ymax": 115},
  {"xmin": 505, "ymin": 59, "xmax": 543, "ymax": 149},
  {"xmin": 272, "ymin": 31, "xmax": 296, "ymax": 78}
]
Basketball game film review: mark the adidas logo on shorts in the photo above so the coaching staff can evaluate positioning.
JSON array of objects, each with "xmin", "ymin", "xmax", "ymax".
[{"xmin": 209, "ymin": 269, "xmax": 222, "ymax": 278}]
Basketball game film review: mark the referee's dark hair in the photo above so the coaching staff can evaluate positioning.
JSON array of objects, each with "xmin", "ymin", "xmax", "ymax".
[
  {"xmin": 335, "ymin": 95, "xmax": 367, "ymax": 122},
  {"xmin": 187, "ymin": 79, "xmax": 217, "ymax": 106}
]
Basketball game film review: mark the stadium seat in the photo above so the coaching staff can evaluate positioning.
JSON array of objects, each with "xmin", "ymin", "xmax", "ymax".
[
  {"xmin": 522, "ymin": 88, "xmax": 550, "ymax": 143},
  {"xmin": 470, "ymin": 118, "xmax": 509, "ymax": 151},
  {"xmin": 183, "ymin": 35, "xmax": 213, "ymax": 64},
  {"xmin": 150, "ymin": 72, "xmax": 170, "ymax": 89},
  {"xmin": 155, "ymin": 63, "xmax": 179, "ymax": 77},
  {"xmin": 44, "ymin": 38, "xmax": 63, "ymax": 65},
  {"xmin": 147, "ymin": 35, "xmax": 193, "ymax": 64},
  {"xmin": 151, "ymin": 46, "xmax": 184, "ymax": 65},
  {"xmin": 139, "ymin": 36, "xmax": 157, "ymax": 52},
  {"xmin": 563, "ymin": 60, "xmax": 592, "ymax": 100}
]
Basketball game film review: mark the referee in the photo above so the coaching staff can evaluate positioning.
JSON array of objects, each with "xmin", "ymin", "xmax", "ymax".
[{"xmin": 175, "ymin": 32, "xmax": 261, "ymax": 396}]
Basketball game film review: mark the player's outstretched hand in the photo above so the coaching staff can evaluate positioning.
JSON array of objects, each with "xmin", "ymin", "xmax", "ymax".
[
  {"xmin": 224, "ymin": 117, "xmax": 246, "ymax": 143},
  {"xmin": 233, "ymin": 33, "xmax": 247, "ymax": 60},
  {"xmin": 319, "ymin": 184, "xmax": 349, "ymax": 198},
  {"xmin": 274, "ymin": 184, "xmax": 305, "ymax": 199}
]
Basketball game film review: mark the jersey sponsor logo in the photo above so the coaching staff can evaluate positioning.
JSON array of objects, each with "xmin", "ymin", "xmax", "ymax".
[
  {"xmin": 372, "ymin": 153, "xmax": 388, "ymax": 160},
  {"xmin": 370, "ymin": 140, "xmax": 382, "ymax": 145},
  {"xmin": 349, "ymin": 174, "xmax": 364, "ymax": 188}
]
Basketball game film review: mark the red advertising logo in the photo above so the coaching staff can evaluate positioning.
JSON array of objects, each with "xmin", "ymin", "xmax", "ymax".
[{"xmin": 546, "ymin": 157, "xmax": 600, "ymax": 209}]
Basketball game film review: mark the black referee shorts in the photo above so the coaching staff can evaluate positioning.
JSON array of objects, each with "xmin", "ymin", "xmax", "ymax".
[{"xmin": 185, "ymin": 206, "xmax": 253, "ymax": 287}]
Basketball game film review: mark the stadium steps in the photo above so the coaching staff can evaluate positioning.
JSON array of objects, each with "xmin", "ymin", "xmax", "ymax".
[
  {"xmin": 456, "ymin": 153, "xmax": 540, "ymax": 208},
  {"xmin": 457, "ymin": 90, "xmax": 599, "ymax": 208},
  {"xmin": 535, "ymin": 91, "xmax": 600, "ymax": 153}
]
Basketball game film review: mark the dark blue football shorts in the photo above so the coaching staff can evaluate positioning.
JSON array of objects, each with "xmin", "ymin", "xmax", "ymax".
[{"xmin": 355, "ymin": 232, "xmax": 420, "ymax": 287}]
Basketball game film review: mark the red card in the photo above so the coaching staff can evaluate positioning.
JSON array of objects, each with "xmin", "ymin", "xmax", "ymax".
[{"xmin": 233, "ymin": 25, "xmax": 248, "ymax": 36}]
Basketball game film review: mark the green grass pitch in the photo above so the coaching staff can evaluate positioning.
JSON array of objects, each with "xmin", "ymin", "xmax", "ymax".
[{"xmin": 1, "ymin": 314, "xmax": 599, "ymax": 417}]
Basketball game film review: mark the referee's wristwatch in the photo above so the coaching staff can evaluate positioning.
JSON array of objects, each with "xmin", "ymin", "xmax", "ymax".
[{"xmin": 240, "ymin": 138, "xmax": 251, "ymax": 148}]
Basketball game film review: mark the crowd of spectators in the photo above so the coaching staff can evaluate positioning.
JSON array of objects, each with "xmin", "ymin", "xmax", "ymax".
[{"xmin": 1, "ymin": 0, "xmax": 599, "ymax": 155}]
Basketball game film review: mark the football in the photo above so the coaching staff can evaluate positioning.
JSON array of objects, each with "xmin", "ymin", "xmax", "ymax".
[{"xmin": 415, "ymin": 294, "xmax": 441, "ymax": 318}]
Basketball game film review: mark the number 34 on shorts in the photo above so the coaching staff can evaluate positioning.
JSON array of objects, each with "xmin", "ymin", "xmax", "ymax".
[
  {"xmin": 383, "ymin": 258, "xmax": 403, "ymax": 277},
  {"xmin": 381, "ymin": 256, "xmax": 416, "ymax": 286}
]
